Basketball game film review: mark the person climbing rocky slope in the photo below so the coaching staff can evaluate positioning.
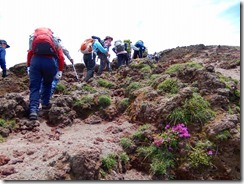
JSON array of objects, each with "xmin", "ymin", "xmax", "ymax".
[{"xmin": 0, "ymin": 44, "xmax": 240, "ymax": 180}]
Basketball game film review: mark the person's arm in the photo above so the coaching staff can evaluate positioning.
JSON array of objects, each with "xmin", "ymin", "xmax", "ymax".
[
  {"xmin": 93, "ymin": 40, "xmax": 108, "ymax": 54},
  {"xmin": 112, "ymin": 47, "xmax": 117, "ymax": 54},
  {"xmin": 0, "ymin": 49, "xmax": 6, "ymax": 62},
  {"xmin": 27, "ymin": 50, "xmax": 33, "ymax": 67},
  {"xmin": 57, "ymin": 48, "xmax": 65, "ymax": 71},
  {"xmin": 61, "ymin": 45, "xmax": 73, "ymax": 63}
]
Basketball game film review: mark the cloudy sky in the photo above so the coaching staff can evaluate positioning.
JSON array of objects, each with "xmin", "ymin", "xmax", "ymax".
[{"xmin": 0, "ymin": 0, "xmax": 241, "ymax": 68}]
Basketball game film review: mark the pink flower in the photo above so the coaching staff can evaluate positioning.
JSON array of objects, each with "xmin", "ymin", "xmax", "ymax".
[
  {"xmin": 165, "ymin": 124, "xmax": 170, "ymax": 129},
  {"xmin": 153, "ymin": 138, "xmax": 163, "ymax": 147},
  {"xmin": 208, "ymin": 150, "xmax": 213, "ymax": 155}
]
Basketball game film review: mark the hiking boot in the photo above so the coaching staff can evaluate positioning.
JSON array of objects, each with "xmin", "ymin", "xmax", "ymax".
[
  {"xmin": 2, "ymin": 70, "xmax": 7, "ymax": 78},
  {"xmin": 29, "ymin": 112, "xmax": 38, "ymax": 120},
  {"xmin": 42, "ymin": 104, "xmax": 52, "ymax": 110}
]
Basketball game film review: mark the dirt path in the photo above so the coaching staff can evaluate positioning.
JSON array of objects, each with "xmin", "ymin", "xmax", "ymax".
[{"xmin": 0, "ymin": 114, "xmax": 146, "ymax": 180}]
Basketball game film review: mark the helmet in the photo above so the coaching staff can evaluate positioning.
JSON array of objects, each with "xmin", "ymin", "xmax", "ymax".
[{"xmin": 104, "ymin": 36, "xmax": 113, "ymax": 41}]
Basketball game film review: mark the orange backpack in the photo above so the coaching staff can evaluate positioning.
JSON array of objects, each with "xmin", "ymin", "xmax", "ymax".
[{"xmin": 80, "ymin": 38, "xmax": 94, "ymax": 54}]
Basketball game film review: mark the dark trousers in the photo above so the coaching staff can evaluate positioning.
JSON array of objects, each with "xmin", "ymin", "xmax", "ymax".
[
  {"xmin": 117, "ymin": 53, "xmax": 129, "ymax": 68},
  {"xmin": 97, "ymin": 53, "xmax": 110, "ymax": 75},
  {"xmin": 132, "ymin": 50, "xmax": 143, "ymax": 59},
  {"xmin": 29, "ymin": 56, "xmax": 57, "ymax": 113},
  {"xmin": 83, "ymin": 53, "xmax": 96, "ymax": 82}
]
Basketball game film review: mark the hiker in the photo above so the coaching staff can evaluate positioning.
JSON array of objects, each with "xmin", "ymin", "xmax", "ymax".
[
  {"xmin": 132, "ymin": 40, "xmax": 146, "ymax": 59},
  {"xmin": 27, "ymin": 27, "xmax": 65, "ymax": 120},
  {"xmin": 80, "ymin": 38, "xmax": 110, "ymax": 82},
  {"xmin": 153, "ymin": 52, "xmax": 160, "ymax": 62},
  {"xmin": 124, "ymin": 39, "xmax": 132, "ymax": 62},
  {"xmin": 97, "ymin": 36, "xmax": 113, "ymax": 75},
  {"xmin": 47, "ymin": 36, "xmax": 74, "ymax": 95},
  {"xmin": 56, "ymin": 36, "xmax": 74, "ymax": 65},
  {"xmin": 112, "ymin": 40, "xmax": 129, "ymax": 68},
  {"xmin": 0, "ymin": 40, "xmax": 10, "ymax": 78}
]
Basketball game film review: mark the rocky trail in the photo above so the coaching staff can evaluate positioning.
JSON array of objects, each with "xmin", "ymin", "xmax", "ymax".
[{"xmin": 0, "ymin": 44, "xmax": 240, "ymax": 180}]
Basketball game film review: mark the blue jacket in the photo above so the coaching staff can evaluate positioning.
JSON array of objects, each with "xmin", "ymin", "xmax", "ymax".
[
  {"xmin": 92, "ymin": 40, "xmax": 108, "ymax": 54},
  {"xmin": 0, "ymin": 47, "xmax": 6, "ymax": 63}
]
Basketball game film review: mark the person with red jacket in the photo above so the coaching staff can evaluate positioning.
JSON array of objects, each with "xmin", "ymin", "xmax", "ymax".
[{"xmin": 27, "ymin": 27, "xmax": 65, "ymax": 120}]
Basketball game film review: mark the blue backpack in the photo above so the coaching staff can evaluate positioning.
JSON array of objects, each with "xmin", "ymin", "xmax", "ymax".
[{"xmin": 135, "ymin": 40, "xmax": 144, "ymax": 48}]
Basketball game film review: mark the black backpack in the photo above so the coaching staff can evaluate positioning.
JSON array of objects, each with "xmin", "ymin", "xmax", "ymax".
[
  {"xmin": 115, "ymin": 44, "xmax": 125, "ymax": 53},
  {"xmin": 114, "ymin": 40, "xmax": 125, "ymax": 53}
]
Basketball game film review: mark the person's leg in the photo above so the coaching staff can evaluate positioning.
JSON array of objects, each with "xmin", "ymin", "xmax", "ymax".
[
  {"xmin": 84, "ymin": 53, "xmax": 96, "ymax": 82},
  {"xmin": 139, "ymin": 49, "xmax": 143, "ymax": 58},
  {"xmin": 50, "ymin": 59, "xmax": 59, "ymax": 95},
  {"xmin": 107, "ymin": 58, "xmax": 112, "ymax": 72},
  {"xmin": 121, "ymin": 54, "xmax": 128, "ymax": 66},
  {"xmin": 125, "ymin": 53, "xmax": 129, "ymax": 66},
  {"xmin": 41, "ymin": 57, "xmax": 57, "ymax": 107},
  {"xmin": 97, "ymin": 54, "xmax": 106, "ymax": 75},
  {"xmin": 132, "ymin": 51, "xmax": 138, "ymax": 59},
  {"xmin": 117, "ymin": 55, "xmax": 122, "ymax": 68},
  {"xmin": 29, "ymin": 57, "xmax": 42, "ymax": 117},
  {"xmin": 128, "ymin": 53, "xmax": 131, "ymax": 63},
  {"xmin": 50, "ymin": 78, "xmax": 59, "ymax": 95}
]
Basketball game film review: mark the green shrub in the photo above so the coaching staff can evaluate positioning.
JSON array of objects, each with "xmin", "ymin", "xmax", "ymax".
[
  {"xmin": 101, "ymin": 154, "xmax": 117, "ymax": 171},
  {"xmin": 133, "ymin": 124, "xmax": 151, "ymax": 139},
  {"xmin": 150, "ymin": 156, "xmax": 175, "ymax": 176},
  {"xmin": 168, "ymin": 93, "xmax": 215, "ymax": 124},
  {"xmin": 131, "ymin": 63, "xmax": 148, "ymax": 69},
  {"xmin": 118, "ymin": 98, "xmax": 129, "ymax": 112},
  {"xmin": 140, "ymin": 65, "xmax": 151, "ymax": 73},
  {"xmin": 150, "ymin": 74, "xmax": 161, "ymax": 81},
  {"xmin": 216, "ymin": 130, "xmax": 231, "ymax": 141},
  {"xmin": 55, "ymin": 83, "xmax": 66, "ymax": 93},
  {"xmin": 119, "ymin": 152, "xmax": 130, "ymax": 163},
  {"xmin": 98, "ymin": 95, "xmax": 111, "ymax": 107},
  {"xmin": 74, "ymin": 96, "xmax": 93, "ymax": 107},
  {"xmin": 165, "ymin": 62, "xmax": 202, "ymax": 74},
  {"xmin": 120, "ymin": 137, "xmax": 133, "ymax": 149},
  {"xmin": 0, "ymin": 119, "xmax": 15, "ymax": 128},
  {"xmin": 136, "ymin": 145, "xmax": 175, "ymax": 176},
  {"xmin": 125, "ymin": 82, "xmax": 141, "ymax": 95},
  {"xmin": 157, "ymin": 78, "xmax": 179, "ymax": 94},
  {"xmin": 83, "ymin": 84, "xmax": 97, "ymax": 93},
  {"xmin": 235, "ymin": 89, "xmax": 240, "ymax": 98},
  {"xmin": 0, "ymin": 119, "xmax": 5, "ymax": 126},
  {"xmin": 188, "ymin": 140, "xmax": 214, "ymax": 168},
  {"xmin": 97, "ymin": 79, "xmax": 114, "ymax": 88},
  {"xmin": 0, "ymin": 135, "xmax": 5, "ymax": 143}
]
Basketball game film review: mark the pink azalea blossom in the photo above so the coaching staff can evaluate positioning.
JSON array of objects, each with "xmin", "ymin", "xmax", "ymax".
[{"xmin": 208, "ymin": 150, "xmax": 213, "ymax": 155}]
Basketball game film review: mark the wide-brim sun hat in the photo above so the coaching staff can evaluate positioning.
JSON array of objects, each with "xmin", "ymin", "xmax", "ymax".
[
  {"xmin": 0, "ymin": 40, "xmax": 10, "ymax": 48},
  {"xmin": 104, "ymin": 36, "xmax": 113, "ymax": 41}
]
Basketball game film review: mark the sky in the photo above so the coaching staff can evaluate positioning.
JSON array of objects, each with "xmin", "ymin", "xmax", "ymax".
[{"xmin": 0, "ymin": 0, "xmax": 241, "ymax": 68}]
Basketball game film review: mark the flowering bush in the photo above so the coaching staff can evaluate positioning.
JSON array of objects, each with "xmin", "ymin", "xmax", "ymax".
[
  {"xmin": 188, "ymin": 140, "xmax": 214, "ymax": 168},
  {"xmin": 153, "ymin": 123, "xmax": 190, "ymax": 150}
]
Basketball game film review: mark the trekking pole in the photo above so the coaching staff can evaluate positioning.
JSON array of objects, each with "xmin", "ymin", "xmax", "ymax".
[{"xmin": 72, "ymin": 63, "xmax": 80, "ymax": 82}]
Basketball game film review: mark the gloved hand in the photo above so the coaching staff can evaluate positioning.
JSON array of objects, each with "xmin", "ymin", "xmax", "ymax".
[
  {"xmin": 70, "ymin": 59, "xmax": 74, "ymax": 64},
  {"xmin": 27, "ymin": 67, "xmax": 30, "ymax": 75},
  {"xmin": 55, "ymin": 71, "xmax": 62, "ymax": 79}
]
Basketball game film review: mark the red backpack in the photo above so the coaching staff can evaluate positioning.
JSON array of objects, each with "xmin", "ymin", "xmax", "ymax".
[
  {"xmin": 80, "ymin": 38, "xmax": 94, "ymax": 54},
  {"xmin": 31, "ymin": 27, "xmax": 58, "ymax": 56}
]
